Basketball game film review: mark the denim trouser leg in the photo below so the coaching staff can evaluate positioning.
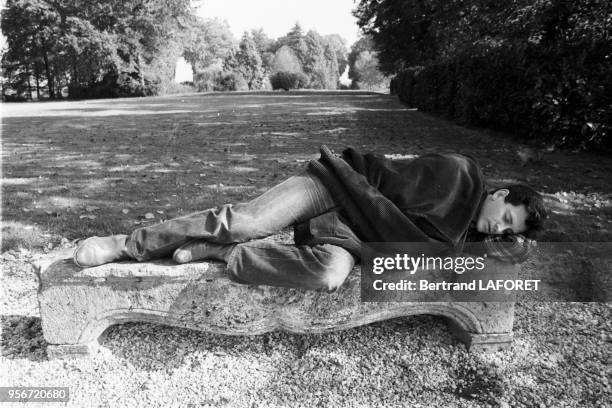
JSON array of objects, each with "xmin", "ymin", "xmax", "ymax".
[
  {"xmin": 125, "ymin": 171, "xmax": 336, "ymax": 261},
  {"xmin": 226, "ymin": 241, "xmax": 356, "ymax": 292}
]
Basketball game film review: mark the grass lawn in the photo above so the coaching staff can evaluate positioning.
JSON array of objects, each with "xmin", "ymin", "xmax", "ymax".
[{"xmin": 1, "ymin": 91, "xmax": 611, "ymax": 407}]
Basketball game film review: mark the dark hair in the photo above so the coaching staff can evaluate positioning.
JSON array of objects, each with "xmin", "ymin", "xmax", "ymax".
[{"xmin": 497, "ymin": 184, "xmax": 548, "ymax": 238}]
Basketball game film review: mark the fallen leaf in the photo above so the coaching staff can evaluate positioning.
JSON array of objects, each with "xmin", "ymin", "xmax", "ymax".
[
  {"xmin": 156, "ymin": 210, "xmax": 164, "ymax": 214},
  {"xmin": 145, "ymin": 213, "xmax": 155, "ymax": 219},
  {"xmin": 122, "ymin": 209, "xmax": 130, "ymax": 214}
]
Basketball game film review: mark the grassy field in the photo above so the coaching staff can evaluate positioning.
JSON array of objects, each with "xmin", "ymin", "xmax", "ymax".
[{"xmin": 1, "ymin": 91, "xmax": 611, "ymax": 407}]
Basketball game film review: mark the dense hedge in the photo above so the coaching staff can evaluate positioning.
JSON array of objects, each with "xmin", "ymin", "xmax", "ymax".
[{"xmin": 391, "ymin": 43, "xmax": 611, "ymax": 151}]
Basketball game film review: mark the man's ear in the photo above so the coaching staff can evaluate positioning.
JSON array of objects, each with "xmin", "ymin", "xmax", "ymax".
[{"xmin": 492, "ymin": 189, "xmax": 509, "ymax": 200}]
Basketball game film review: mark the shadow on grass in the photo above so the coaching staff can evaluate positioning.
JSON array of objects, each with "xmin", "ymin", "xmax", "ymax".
[
  {"xmin": 4, "ymin": 94, "xmax": 397, "ymax": 241},
  {"xmin": 1, "ymin": 315, "xmax": 48, "ymax": 361}
]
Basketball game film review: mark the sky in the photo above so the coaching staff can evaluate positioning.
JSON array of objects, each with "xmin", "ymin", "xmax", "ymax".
[{"xmin": 196, "ymin": 0, "xmax": 362, "ymax": 47}]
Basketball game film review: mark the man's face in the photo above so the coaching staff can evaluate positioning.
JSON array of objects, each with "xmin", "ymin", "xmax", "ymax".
[{"xmin": 476, "ymin": 189, "xmax": 529, "ymax": 235}]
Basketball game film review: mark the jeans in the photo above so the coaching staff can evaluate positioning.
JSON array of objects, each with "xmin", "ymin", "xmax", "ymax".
[{"xmin": 125, "ymin": 171, "xmax": 357, "ymax": 291}]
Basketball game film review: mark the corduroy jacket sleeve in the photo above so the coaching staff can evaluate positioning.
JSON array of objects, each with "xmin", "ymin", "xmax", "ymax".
[{"xmin": 308, "ymin": 147, "xmax": 435, "ymax": 244}]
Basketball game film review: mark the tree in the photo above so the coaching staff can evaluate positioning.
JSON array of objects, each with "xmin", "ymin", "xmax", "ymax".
[
  {"xmin": 184, "ymin": 17, "xmax": 235, "ymax": 74},
  {"xmin": 183, "ymin": 17, "xmax": 235, "ymax": 91},
  {"xmin": 250, "ymin": 28, "xmax": 275, "ymax": 73},
  {"xmin": 324, "ymin": 34, "xmax": 349, "ymax": 76},
  {"xmin": 322, "ymin": 42, "xmax": 340, "ymax": 88},
  {"xmin": 348, "ymin": 35, "xmax": 375, "ymax": 86},
  {"xmin": 1, "ymin": 0, "xmax": 196, "ymax": 99},
  {"xmin": 1, "ymin": 0, "xmax": 62, "ymax": 98},
  {"xmin": 225, "ymin": 32, "xmax": 264, "ymax": 90},
  {"xmin": 353, "ymin": 0, "xmax": 488, "ymax": 73},
  {"xmin": 283, "ymin": 22, "xmax": 309, "ymax": 68},
  {"xmin": 268, "ymin": 24, "xmax": 343, "ymax": 89},
  {"xmin": 356, "ymin": 0, "xmax": 612, "ymax": 149},
  {"xmin": 302, "ymin": 30, "xmax": 325, "ymax": 87},
  {"xmin": 289, "ymin": 30, "xmax": 338, "ymax": 89},
  {"xmin": 105, "ymin": 0, "xmax": 194, "ymax": 86},
  {"xmin": 353, "ymin": 50, "xmax": 389, "ymax": 90},
  {"xmin": 270, "ymin": 45, "xmax": 302, "ymax": 74},
  {"xmin": 286, "ymin": 22, "xmax": 304, "ymax": 50}
]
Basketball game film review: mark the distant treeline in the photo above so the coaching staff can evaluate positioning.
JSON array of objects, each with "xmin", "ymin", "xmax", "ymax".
[
  {"xmin": 0, "ymin": 0, "xmax": 388, "ymax": 100},
  {"xmin": 354, "ymin": 0, "xmax": 611, "ymax": 151}
]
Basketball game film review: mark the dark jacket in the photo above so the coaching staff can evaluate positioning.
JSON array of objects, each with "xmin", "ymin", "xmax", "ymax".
[{"xmin": 294, "ymin": 145, "xmax": 487, "ymax": 258}]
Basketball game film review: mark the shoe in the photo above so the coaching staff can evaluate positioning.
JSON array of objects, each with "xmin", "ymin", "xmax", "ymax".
[{"xmin": 73, "ymin": 235, "xmax": 129, "ymax": 267}]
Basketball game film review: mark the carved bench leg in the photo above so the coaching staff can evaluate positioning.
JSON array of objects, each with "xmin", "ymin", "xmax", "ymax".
[
  {"xmin": 465, "ymin": 333, "xmax": 513, "ymax": 353},
  {"xmin": 44, "ymin": 317, "xmax": 113, "ymax": 359},
  {"xmin": 47, "ymin": 341, "xmax": 100, "ymax": 359},
  {"xmin": 447, "ymin": 319, "xmax": 513, "ymax": 353}
]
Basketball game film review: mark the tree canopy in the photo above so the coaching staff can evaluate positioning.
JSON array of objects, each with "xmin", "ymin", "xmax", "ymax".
[
  {"xmin": 2, "ymin": 5, "xmax": 353, "ymax": 98},
  {"xmin": 354, "ymin": 0, "xmax": 612, "ymax": 150},
  {"xmin": 2, "ymin": 0, "xmax": 195, "ymax": 98}
]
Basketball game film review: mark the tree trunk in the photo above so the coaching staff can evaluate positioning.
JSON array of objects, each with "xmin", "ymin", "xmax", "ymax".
[
  {"xmin": 35, "ymin": 66, "xmax": 41, "ymax": 100},
  {"xmin": 137, "ymin": 53, "xmax": 145, "ymax": 87},
  {"xmin": 42, "ymin": 46, "xmax": 55, "ymax": 99},
  {"xmin": 26, "ymin": 66, "xmax": 33, "ymax": 100},
  {"xmin": 72, "ymin": 60, "xmax": 78, "ymax": 86}
]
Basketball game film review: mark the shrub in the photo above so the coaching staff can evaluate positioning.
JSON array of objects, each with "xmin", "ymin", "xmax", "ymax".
[
  {"xmin": 68, "ymin": 71, "xmax": 159, "ymax": 99},
  {"xmin": 270, "ymin": 71, "xmax": 301, "ymax": 90},
  {"xmin": 213, "ymin": 72, "xmax": 249, "ymax": 91},
  {"xmin": 2, "ymin": 93, "xmax": 30, "ymax": 102},
  {"xmin": 194, "ymin": 69, "xmax": 218, "ymax": 92},
  {"xmin": 158, "ymin": 80, "xmax": 196, "ymax": 95},
  {"xmin": 392, "ymin": 43, "xmax": 611, "ymax": 151},
  {"xmin": 296, "ymin": 72, "xmax": 309, "ymax": 88},
  {"xmin": 362, "ymin": 0, "xmax": 611, "ymax": 151},
  {"xmin": 260, "ymin": 76, "xmax": 273, "ymax": 91}
]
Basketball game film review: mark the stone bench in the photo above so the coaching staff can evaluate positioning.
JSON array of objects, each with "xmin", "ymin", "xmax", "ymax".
[{"xmin": 35, "ymin": 254, "xmax": 516, "ymax": 359}]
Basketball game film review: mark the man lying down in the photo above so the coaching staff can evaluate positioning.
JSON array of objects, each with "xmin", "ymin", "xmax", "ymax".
[{"xmin": 73, "ymin": 145, "xmax": 548, "ymax": 292}]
